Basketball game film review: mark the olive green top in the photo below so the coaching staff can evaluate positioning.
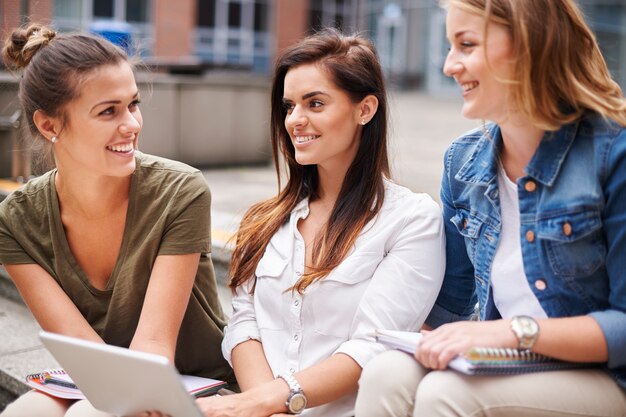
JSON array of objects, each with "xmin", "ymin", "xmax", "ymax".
[{"xmin": 0, "ymin": 152, "xmax": 234, "ymax": 383}]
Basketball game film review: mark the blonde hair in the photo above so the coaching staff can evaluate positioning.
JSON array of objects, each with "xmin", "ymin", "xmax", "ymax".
[{"xmin": 443, "ymin": 0, "xmax": 626, "ymax": 130}]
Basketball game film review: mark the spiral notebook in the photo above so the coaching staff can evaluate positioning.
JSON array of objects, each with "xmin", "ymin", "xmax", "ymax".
[
  {"xmin": 26, "ymin": 368, "xmax": 226, "ymax": 400},
  {"xmin": 375, "ymin": 329, "xmax": 592, "ymax": 375}
]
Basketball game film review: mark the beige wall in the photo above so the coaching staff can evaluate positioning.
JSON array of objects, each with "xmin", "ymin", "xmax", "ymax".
[{"xmin": 124, "ymin": 72, "xmax": 272, "ymax": 167}]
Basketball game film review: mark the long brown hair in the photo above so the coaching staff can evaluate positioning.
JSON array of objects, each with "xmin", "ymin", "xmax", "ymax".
[
  {"xmin": 443, "ymin": 0, "xmax": 626, "ymax": 129},
  {"xmin": 229, "ymin": 28, "xmax": 389, "ymax": 293}
]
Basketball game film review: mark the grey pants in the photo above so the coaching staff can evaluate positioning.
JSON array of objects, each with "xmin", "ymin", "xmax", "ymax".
[
  {"xmin": 0, "ymin": 391, "xmax": 113, "ymax": 417},
  {"xmin": 355, "ymin": 350, "xmax": 626, "ymax": 417}
]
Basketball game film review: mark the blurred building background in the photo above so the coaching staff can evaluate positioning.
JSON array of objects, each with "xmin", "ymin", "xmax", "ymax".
[{"xmin": 1, "ymin": 0, "xmax": 625, "ymax": 93}]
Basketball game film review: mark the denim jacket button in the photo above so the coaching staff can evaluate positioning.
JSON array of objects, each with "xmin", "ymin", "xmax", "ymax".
[
  {"xmin": 524, "ymin": 180, "xmax": 537, "ymax": 192},
  {"xmin": 525, "ymin": 230, "xmax": 535, "ymax": 242},
  {"xmin": 562, "ymin": 222, "xmax": 573, "ymax": 236},
  {"xmin": 534, "ymin": 279, "xmax": 547, "ymax": 290}
]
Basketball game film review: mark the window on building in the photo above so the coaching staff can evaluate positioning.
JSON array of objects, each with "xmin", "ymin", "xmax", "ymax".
[
  {"xmin": 228, "ymin": 1, "xmax": 242, "ymax": 28},
  {"xmin": 93, "ymin": 0, "xmax": 114, "ymax": 18},
  {"xmin": 127, "ymin": 0, "xmax": 149, "ymax": 22},
  {"xmin": 52, "ymin": 0, "xmax": 153, "ymax": 56},
  {"xmin": 198, "ymin": 0, "xmax": 216, "ymax": 27},
  {"xmin": 581, "ymin": 3, "xmax": 626, "ymax": 89},
  {"xmin": 310, "ymin": 0, "xmax": 324, "ymax": 31},
  {"xmin": 309, "ymin": 0, "xmax": 354, "ymax": 33},
  {"xmin": 54, "ymin": 0, "xmax": 83, "ymax": 20},
  {"xmin": 194, "ymin": 0, "xmax": 272, "ymax": 72},
  {"xmin": 334, "ymin": 13, "xmax": 344, "ymax": 30},
  {"xmin": 253, "ymin": 1, "xmax": 268, "ymax": 32}
]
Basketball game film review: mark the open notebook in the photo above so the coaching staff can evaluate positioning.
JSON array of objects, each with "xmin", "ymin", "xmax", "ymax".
[{"xmin": 375, "ymin": 329, "xmax": 593, "ymax": 375}]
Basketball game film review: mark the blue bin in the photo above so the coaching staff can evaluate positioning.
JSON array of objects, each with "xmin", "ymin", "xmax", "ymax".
[{"xmin": 90, "ymin": 21, "xmax": 133, "ymax": 54}]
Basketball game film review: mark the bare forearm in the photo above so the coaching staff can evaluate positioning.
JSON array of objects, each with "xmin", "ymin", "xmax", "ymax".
[
  {"xmin": 240, "ymin": 353, "xmax": 361, "ymax": 414},
  {"xmin": 534, "ymin": 316, "xmax": 608, "ymax": 362},
  {"xmin": 293, "ymin": 353, "xmax": 361, "ymax": 408},
  {"xmin": 6, "ymin": 264, "xmax": 103, "ymax": 343},
  {"xmin": 231, "ymin": 340, "xmax": 274, "ymax": 391},
  {"xmin": 130, "ymin": 254, "xmax": 200, "ymax": 361},
  {"xmin": 417, "ymin": 316, "xmax": 609, "ymax": 370}
]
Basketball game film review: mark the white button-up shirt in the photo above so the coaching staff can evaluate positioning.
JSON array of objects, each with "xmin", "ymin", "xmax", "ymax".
[{"xmin": 222, "ymin": 181, "xmax": 445, "ymax": 417}]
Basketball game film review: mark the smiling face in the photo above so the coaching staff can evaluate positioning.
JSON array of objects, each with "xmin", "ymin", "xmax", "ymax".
[
  {"xmin": 443, "ymin": 5, "xmax": 515, "ymax": 123},
  {"xmin": 54, "ymin": 61, "xmax": 142, "ymax": 178},
  {"xmin": 282, "ymin": 63, "xmax": 364, "ymax": 172}
]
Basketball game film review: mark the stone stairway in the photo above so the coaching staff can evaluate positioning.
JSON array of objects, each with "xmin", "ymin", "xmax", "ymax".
[{"xmin": 0, "ymin": 272, "xmax": 57, "ymax": 409}]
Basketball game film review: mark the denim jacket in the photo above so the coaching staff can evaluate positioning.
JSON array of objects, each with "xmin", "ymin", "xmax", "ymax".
[{"xmin": 426, "ymin": 113, "xmax": 626, "ymax": 390}]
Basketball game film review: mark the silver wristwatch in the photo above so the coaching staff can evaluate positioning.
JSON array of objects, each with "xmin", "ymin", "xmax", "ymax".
[
  {"xmin": 277, "ymin": 373, "xmax": 307, "ymax": 414},
  {"xmin": 510, "ymin": 315, "xmax": 539, "ymax": 350}
]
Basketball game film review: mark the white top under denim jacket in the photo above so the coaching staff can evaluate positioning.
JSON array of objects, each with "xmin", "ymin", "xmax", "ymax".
[
  {"xmin": 427, "ymin": 114, "xmax": 626, "ymax": 391},
  {"xmin": 222, "ymin": 180, "xmax": 446, "ymax": 417}
]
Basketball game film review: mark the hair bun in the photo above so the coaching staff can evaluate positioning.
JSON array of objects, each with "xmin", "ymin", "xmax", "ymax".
[{"xmin": 2, "ymin": 24, "xmax": 57, "ymax": 70}]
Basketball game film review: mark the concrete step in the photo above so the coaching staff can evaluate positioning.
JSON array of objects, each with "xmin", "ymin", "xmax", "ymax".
[
  {"xmin": 0, "ymin": 295, "xmax": 59, "ymax": 409},
  {"xmin": 0, "ymin": 267, "xmax": 21, "ymax": 306}
]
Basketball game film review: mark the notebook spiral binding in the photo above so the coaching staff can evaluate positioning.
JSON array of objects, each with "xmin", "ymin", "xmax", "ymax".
[
  {"xmin": 26, "ymin": 368, "xmax": 67, "ymax": 383},
  {"xmin": 466, "ymin": 347, "xmax": 550, "ymax": 362}
]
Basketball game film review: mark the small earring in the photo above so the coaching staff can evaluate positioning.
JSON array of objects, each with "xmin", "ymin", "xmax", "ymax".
[
  {"xmin": 51, "ymin": 136, "xmax": 58, "ymax": 144},
  {"xmin": 361, "ymin": 119, "xmax": 367, "ymax": 125}
]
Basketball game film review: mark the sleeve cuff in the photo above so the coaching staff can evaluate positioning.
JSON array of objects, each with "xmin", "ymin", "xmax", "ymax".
[
  {"xmin": 333, "ymin": 338, "xmax": 387, "ymax": 369},
  {"xmin": 589, "ymin": 310, "xmax": 626, "ymax": 368},
  {"xmin": 221, "ymin": 322, "xmax": 261, "ymax": 366}
]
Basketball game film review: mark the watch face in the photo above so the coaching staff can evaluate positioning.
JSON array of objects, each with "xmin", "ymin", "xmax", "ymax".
[
  {"xmin": 289, "ymin": 393, "xmax": 307, "ymax": 413},
  {"xmin": 512, "ymin": 316, "xmax": 539, "ymax": 350},
  {"xmin": 520, "ymin": 317, "xmax": 539, "ymax": 335}
]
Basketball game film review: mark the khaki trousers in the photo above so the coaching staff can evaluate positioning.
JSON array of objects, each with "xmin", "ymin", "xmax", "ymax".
[
  {"xmin": 0, "ymin": 391, "xmax": 113, "ymax": 417},
  {"xmin": 355, "ymin": 350, "xmax": 626, "ymax": 417}
]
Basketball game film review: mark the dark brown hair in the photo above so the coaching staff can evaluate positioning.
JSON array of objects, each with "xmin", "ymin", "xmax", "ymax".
[
  {"xmin": 229, "ymin": 27, "xmax": 390, "ymax": 293},
  {"xmin": 2, "ymin": 23, "xmax": 129, "ymax": 138}
]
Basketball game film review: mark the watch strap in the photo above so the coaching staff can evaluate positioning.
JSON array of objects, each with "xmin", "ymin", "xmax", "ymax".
[{"xmin": 277, "ymin": 373, "xmax": 306, "ymax": 414}]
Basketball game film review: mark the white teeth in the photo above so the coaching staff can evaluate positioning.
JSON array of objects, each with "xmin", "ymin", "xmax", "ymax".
[
  {"xmin": 295, "ymin": 135, "xmax": 318, "ymax": 144},
  {"xmin": 462, "ymin": 81, "xmax": 479, "ymax": 92},
  {"xmin": 107, "ymin": 143, "xmax": 134, "ymax": 152}
]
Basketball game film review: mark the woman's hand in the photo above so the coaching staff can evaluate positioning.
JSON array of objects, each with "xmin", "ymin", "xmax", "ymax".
[
  {"xmin": 195, "ymin": 392, "xmax": 272, "ymax": 417},
  {"xmin": 415, "ymin": 320, "xmax": 517, "ymax": 369},
  {"xmin": 125, "ymin": 393, "xmax": 271, "ymax": 417},
  {"xmin": 191, "ymin": 372, "xmax": 291, "ymax": 417}
]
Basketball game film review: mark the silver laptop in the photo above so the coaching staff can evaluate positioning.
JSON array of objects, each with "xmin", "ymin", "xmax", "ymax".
[{"xmin": 39, "ymin": 331, "xmax": 205, "ymax": 417}]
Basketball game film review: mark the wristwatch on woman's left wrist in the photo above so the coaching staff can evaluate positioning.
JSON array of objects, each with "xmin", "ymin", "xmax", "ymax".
[
  {"xmin": 510, "ymin": 315, "xmax": 539, "ymax": 350},
  {"xmin": 277, "ymin": 373, "xmax": 307, "ymax": 414}
]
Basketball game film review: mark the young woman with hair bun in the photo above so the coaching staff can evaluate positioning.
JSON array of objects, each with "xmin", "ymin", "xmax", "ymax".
[{"xmin": 0, "ymin": 24, "xmax": 233, "ymax": 417}]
